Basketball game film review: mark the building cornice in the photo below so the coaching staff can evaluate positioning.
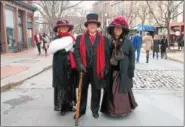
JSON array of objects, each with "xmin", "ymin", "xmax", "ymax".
[{"xmin": 12, "ymin": 0, "xmax": 37, "ymax": 12}]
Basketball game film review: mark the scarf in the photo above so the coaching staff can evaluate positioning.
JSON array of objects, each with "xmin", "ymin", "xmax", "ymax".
[
  {"xmin": 110, "ymin": 38, "xmax": 124, "ymax": 66},
  {"xmin": 59, "ymin": 32, "xmax": 77, "ymax": 69},
  {"xmin": 80, "ymin": 30, "xmax": 106, "ymax": 79},
  {"xmin": 59, "ymin": 32, "xmax": 75, "ymax": 41}
]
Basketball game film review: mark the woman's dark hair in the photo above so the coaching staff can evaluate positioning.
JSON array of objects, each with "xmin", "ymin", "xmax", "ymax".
[{"xmin": 109, "ymin": 27, "xmax": 126, "ymax": 40}]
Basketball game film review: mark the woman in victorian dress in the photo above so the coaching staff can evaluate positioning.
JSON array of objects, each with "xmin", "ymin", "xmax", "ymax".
[
  {"xmin": 101, "ymin": 16, "xmax": 138, "ymax": 117},
  {"xmin": 49, "ymin": 20, "xmax": 78, "ymax": 115}
]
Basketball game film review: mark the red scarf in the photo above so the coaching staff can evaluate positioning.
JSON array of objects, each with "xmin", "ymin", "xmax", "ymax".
[
  {"xmin": 59, "ymin": 32, "xmax": 75, "ymax": 41},
  {"xmin": 80, "ymin": 30, "xmax": 106, "ymax": 79},
  {"xmin": 59, "ymin": 32, "xmax": 77, "ymax": 70}
]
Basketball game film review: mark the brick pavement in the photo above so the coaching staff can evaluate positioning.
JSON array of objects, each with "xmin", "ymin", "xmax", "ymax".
[
  {"xmin": 1, "ymin": 66, "xmax": 29, "ymax": 79},
  {"xmin": 1, "ymin": 47, "xmax": 50, "ymax": 78},
  {"xmin": 133, "ymin": 70, "xmax": 183, "ymax": 89},
  {"xmin": 1, "ymin": 47, "xmax": 52, "ymax": 92}
]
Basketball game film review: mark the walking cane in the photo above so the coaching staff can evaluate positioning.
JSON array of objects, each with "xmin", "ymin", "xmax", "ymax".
[{"xmin": 75, "ymin": 71, "xmax": 83, "ymax": 126}]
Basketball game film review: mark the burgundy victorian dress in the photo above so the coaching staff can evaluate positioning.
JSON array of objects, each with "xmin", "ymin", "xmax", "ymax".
[{"xmin": 100, "ymin": 37, "xmax": 138, "ymax": 117}]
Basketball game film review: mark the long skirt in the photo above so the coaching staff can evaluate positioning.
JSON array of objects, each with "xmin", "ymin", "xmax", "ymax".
[
  {"xmin": 101, "ymin": 70, "xmax": 138, "ymax": 116},
  {"xmin": 54, "ymin": 69, "xmax": 78, "ymax": 112}
]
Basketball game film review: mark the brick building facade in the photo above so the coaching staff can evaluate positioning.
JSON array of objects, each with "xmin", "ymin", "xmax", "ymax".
[{"xmin": 0, "ymin": 0, "xmax": 36, "ymax": 53}]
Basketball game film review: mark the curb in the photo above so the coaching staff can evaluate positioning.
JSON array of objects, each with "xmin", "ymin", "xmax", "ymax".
[
  {"xmin": 168, "ymin": 57, "xmax": 184, "ymax": 64},
  {"xmin": 1, "ymin": 65, "xmax": 52, "ymax": 93}
]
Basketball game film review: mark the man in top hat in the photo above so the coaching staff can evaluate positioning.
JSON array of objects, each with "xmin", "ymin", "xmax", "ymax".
[{"xmin": 74, "ymin": 13, "xmax": 110, "ymax": 118}]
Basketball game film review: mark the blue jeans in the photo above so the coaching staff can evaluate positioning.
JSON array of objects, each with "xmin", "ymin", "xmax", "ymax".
[
  {"xmin": 135, "ymin": 48, "xmax": 141, "ymax": 62},
  {"xmin": 153, "ymin": 51, "xmax": 158, "ymax": 59}
]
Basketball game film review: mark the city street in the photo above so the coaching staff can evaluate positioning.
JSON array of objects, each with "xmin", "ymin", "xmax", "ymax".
[{"xmin": 1, "ymin": 53, "xmax": 184, "ymax": 126}]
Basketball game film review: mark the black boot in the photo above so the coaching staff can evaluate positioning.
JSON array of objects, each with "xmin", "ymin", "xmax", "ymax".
[
  {"xmin": 92, "ymin": 113, "xmax": 99, "ymax": 118},
  {"xmin": 54, "ymin": 106, "xmax": 60, "ymax": 111},
  {"xmin": 60, "ymin": 110, "xmax": 65, "ymax": 116}
]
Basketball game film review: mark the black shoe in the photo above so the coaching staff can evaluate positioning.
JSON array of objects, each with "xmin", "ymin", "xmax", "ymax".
[
  {"xmin": 54, "ymin": 106, "xmax": 60, "ymax": 111},
  {"xmin": 73, "ymin": 113, "xmax": 85, "ymax": 119},
  {"xmin": 60, "ymin": 111, "xmax": 65, "ymax": 116},
  {"xmin": 92, "ymin": 113, "xmax": 99, "ymax": 118}
]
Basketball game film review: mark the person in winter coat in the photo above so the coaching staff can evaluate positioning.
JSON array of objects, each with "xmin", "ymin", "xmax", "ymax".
[
  {"xmin": 153, "ymin": 35, "xmax": 160, "ymax": 59},
  {"xmin": 100, "ymin": 16, "xmax": 138, "ymax": 117},
  {"xmin": 132, "ymin": 31, "xmax": 142, "ymax": 63},
  {"xmin": 74, "ymin": 13, "xmax": 110, "ymax": 119},
  {"xmin": 34, "ymin": 30, "xmax": 43, "ymax": 55},
  {"xmin": 42, "ymin": 33, "xmax": 50, "ymax": 56},
  {"xmin": 143, "ymin": 32, "xmax": 154, "ymax": 63},
  {"xmin": 176, "ymin": 35, "xmax": 183, "ymax": 50},
  {"xmin": 160, "ymin": 35, "xmax": 168, "ymax": 59},
  {"xmin": 49, "ymin": 20, "xmax": 77, "ymax": 115}
]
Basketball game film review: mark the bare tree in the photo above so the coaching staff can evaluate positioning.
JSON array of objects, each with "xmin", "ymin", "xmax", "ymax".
[
  {"xmin": 33, "ymin": 1, "xmax": 83, "ymax": 36},
  {"xmin": 121, "ymin": 1, "xmax": 138, "ymax": 28},
  {"xmin": 136, "ymin": 1, "xmax": 150, "ymax": 31},
  {"xmin": 77, "ymin": 9, "xmax": 88, "ymax": 33},
  {"xmin": 146, "ymin": 1, "xmax": 184, "ymax": 43}
]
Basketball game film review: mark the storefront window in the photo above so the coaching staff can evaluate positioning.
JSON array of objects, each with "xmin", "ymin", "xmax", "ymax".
[
  {"xmin": 27, "ymin": 15, "xmax": 33, "ymax": 48},
  {"xmin": 5, "ymin": 7, "xmax": 16, "ymax": 52},
  {"xmin": 18, "ymin": 10, "xmax": 24, "ymax": 49}
]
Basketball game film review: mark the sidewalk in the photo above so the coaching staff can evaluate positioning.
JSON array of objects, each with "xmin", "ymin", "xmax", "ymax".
[
  {"xmin": 167, "ymin": 50, "xmax": 184, "ymax": 63},
  {"xmin": 1, "ymin": 48, "xmax": 53, "ymax": 92},
  {"xmin": 141, "ymin": 48, "xmax": 184, "ymax": 63}
]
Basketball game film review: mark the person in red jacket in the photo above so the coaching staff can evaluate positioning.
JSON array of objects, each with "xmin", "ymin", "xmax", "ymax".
[{"xmin": 34, "ymin": 30, "xmax": 43, "ymax": 55}]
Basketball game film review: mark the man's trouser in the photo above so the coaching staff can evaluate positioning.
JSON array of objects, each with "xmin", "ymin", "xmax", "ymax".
[
  {"xmin": 153, "ymin": 51, "xmax": 158, "ymax": 59},
  {"xmin": 79, "ymin": 67, "xmax": 101, "ymax": 115},
  {"xmin": 36, "ymin": 42, "xmax": 41, "ymax": 54},
  {"xmin": 135, "ymin": 48, "xmax": 141, "ymax": 62},
  {"xmin": 161, "ymin": 48, "xmax": 167, "ymax": 59}
]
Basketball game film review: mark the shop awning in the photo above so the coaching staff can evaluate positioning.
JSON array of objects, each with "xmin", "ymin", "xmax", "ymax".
[
  {"xmin": 136, "ymin": 24, "xmax": 156, "ymax": 31},
  {"xmin": 13, "ymin": 1, "xmax": 37, "ymax": 12}
]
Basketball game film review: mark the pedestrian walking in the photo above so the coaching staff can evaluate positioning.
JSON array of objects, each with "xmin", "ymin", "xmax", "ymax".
[
  {"xmin": 160, "ymin": 35, "xmax": 168, "ymax": 59},
  {"xmin": 100, "ymin": 16, "xmax": 138, "ymax": 117},
  {"xmin": 49, "ymin": 20, "xmax": 77, "ymax": 115},
  {"xmin": 153, "ymin": 35, "xmax": 160, "ymax": 59},
  {"xmin": 74, "ymin": 13, "xmax": 110, "ymax": 119},
  {"xmin": 42, "ymin": 33, "xmax": 50, "ymax": 56},
  {"xmin": 34, "ymin": 30, "xmax": 43, "ymax": 55},
  {"xmin": 143, "ymin": 32, "xmax": 153, "ymax": 63},
  {"xmin": 132, "ymin": 31, "xmax": 142, "ymax": 63},
  {"xmin": 176, "ymin": 35, "xmax": 183, "ymax": 50}
]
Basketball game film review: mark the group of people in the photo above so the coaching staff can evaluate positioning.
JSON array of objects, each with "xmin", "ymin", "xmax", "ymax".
[
  {"xmin": 34, "ymin": 30, "xmax": 50, "ymax": 56},
  {"xmin": 48, "ymin": 13, "xmax": 138, "ymax": 119},
  {"xmin": 132, "ymin": 32, "xmax": 169, "ymax": 63}
]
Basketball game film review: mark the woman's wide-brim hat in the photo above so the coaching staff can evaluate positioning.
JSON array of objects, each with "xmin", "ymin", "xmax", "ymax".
[
  {"xmin": 107, "ymin": 16, "xmax": 129, "ymax": 35},
  {"xmin": 84, "ymin": 13, "xmax": 101, "ymax": 27},
  {"xmin": 53, "ymin": 20, "xmax": 74, "ymax": 32}
]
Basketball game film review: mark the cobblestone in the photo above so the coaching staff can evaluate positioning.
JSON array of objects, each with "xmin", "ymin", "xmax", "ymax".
[{"xmin": 133, "ymin": 70, "xmax": 183, "ymax": 89}]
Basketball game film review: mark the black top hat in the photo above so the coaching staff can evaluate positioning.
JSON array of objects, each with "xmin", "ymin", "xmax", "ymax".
[
  {"xmin": 53, "ymin": 20, "xmax": 74, "ymax": 32},
  {"xmin": 84, "ymin": 13, "xmax": 101, "ymax": 27}
]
